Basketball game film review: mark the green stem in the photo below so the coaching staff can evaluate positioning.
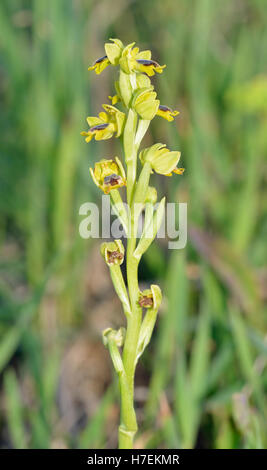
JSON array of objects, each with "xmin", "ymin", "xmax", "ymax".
[
  {"xmin": 118, "ymin": 369, "xmax": 138, "ymax": 448},
  {"xmin": 124, "ymin": 242, "xmax": 141, "ymax": 384},
  {"xmin": 123, "ymin": 109, "xmax": 138, "ymax": 205},
  {"xmin": 106, "ymin": 332, "xmax": 137, "ymax": 449},
  {"xmin": 118, "ymin": 210, "xmax": 142, "ymax": 449},
  {"xmin": 118, "ymin": 425, "xmax": 135, "ymax": 449},
  {"xmin": 116, "ymin": 77, "xmax": 152, "ymax": 450}
]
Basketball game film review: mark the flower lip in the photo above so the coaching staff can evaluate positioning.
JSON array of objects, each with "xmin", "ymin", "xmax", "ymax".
[
  {"xmin": 139, "ymin": 296, "xmax": 153, "ymax": 308},
  {"xmin": 158, "ymin": 105, "xmax": 172, "ymax": 112},
  {"xmin": 88, "ymin": 55, "xmax": 110, "ymax": 74},
  {"xmin": 103, "ymin": 173, "xmax": 123, "ymax": 187},
  {"xmin": 136, "ymin": 59, "xmax": 160, "ymax": 67},
  {"xmin": 157, "ymin": 105, "xmax": 179, "ymax": 121},
  {"xmin": 90, "ymin": 158, "xmax": 126, "ymax": 193},
  {"xmin": 94, "ymin": 55, "xmax": 108, "ymax": 64},
  {"xmin": 107, "ymin": 250, "xmax": 124, "ymax": 264},
  {"xmin": 89, "ymin": 123, "xmax": 109, "ymax": 132}
]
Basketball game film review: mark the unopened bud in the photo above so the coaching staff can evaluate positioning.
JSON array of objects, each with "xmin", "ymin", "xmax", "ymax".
[
  {"xmin": 139, "ymin": 143, "xmax": 182, "ymax": 176},
  {"xmin": 132, "ymin": 87, "xmax": 159, "ymax": 120},
  {"xmin": 145, "ymin": 186, "xmax": 157, "ymax": 204},
  {"xmin": 102, "ymin": 327, "xmax": 126, "ymax": 347}
]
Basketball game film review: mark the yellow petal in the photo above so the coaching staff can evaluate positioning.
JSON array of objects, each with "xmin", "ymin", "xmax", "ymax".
[
  {"xmin": 156, "ymin": 105, "xmax": 180, "ymax": 121},
  {"xmin": 173, "ymin": 167, "xmax": 185, "ymax": 175},
  {"xmin": 98, "ymin": 112, "xmax": 108, "ymax": 122},
  {"xmin": 108, "ymin": 95, "xmax": 120, "ymax": 105},
  {"xmin": 135, "ymin": 59, "xmax": 166, "ymax": 76},
  {"xmin": 86, "ymin": 116, "xmax": 103, "ymax": 126},
  {"xmin": 94, "ymin": 128, "xmax": 114, "ymax": 141},
  {"xmin": 88, "ymin": 56, "xmax": 110, "ymax": 74},
  {"xmin": 136, "ymin": 50, "xmax": 152, "ymax": 60}
]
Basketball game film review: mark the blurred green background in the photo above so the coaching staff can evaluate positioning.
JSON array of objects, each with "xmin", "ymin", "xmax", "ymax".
[{"xmin": 0, "ymin": 0, "xmax": 267, "ymax": 449}]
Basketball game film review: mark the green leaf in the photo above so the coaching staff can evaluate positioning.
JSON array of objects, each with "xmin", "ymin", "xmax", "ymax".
[
  {"xmin": 4, "ymin": 369, "xmax": 27, "ymax": 449},
  {"xmin": 189, "ymin": 307, "xmax": 210, "ymax": 400}
]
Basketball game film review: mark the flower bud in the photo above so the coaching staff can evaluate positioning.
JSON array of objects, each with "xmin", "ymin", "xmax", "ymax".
[
  {"xmin": 132, "ymin": 87, "xmax": 159, "ymax": 120},
  {"xmin": 101, "ymin": 239, "xmax": 125, "ymax": 266},
  {"xmin": 139, "ymin": 143, "xmax": 183, "ymax": 176},
  {"xmin": 102, "ymin": 327, "xmax": 126, "ymax": 347},
  {"xmin": 145, "ymin": 186, "xmax": 157, "ymax": 204}
]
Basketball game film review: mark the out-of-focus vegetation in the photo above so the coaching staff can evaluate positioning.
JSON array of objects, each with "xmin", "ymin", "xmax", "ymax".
[{"xmin": 0, "ymin": 0, "xmax": 267, "ymax": 449}]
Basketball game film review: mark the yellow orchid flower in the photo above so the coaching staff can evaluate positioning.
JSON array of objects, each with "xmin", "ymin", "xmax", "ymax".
[
  {"xmin": 134, "ymin": 59, "xmax": 166, "ymax": 76},
  {"xmin": 101, "ymin": 239, "xmax": 125, "ymax": 266},
  {"xmin": 138, "ymin": 285, "xmax": 162, "ymax": 310},
  {"xmin": 87, "ymin": 41, "xmax": 166, "ymax": 77},
  {"xmin": 156, "ymin": 105, "xmax": 180, "ymax": 121},
  {"xmin": 119, "ymin": 42, "xmax": 166, "ymax": 76},
  {"xmin": 90, "ymin": 157, "xmax": 126, "ymax": 194},
  {"xmin": 80, "ymin": 123, "xmax": 114, "ymax": 142},
  {"xmin": 88, "ymin": 39, "xmax": 124, "ymax": 75},
  {"xmin": 88, "ymin": 55, "xmax": 110, "ymax": 74},
  {"xmin": 81, "ymin": 105, "xmax": 125, "ymax": 143}
]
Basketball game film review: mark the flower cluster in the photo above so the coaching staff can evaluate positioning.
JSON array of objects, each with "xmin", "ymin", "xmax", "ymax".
[{"xmin": 82, "ymin": 38, "xmax": 184, "ymax": 188}]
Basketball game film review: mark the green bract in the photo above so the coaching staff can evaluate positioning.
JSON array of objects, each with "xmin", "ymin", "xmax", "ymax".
[{"xmin": 136, "ymin": 73, "xmax": 152, "ymax": 88}]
